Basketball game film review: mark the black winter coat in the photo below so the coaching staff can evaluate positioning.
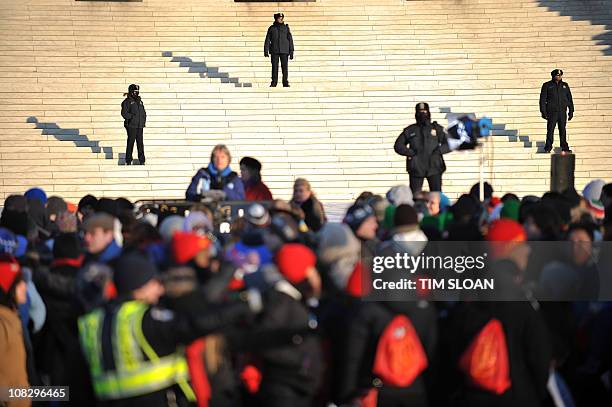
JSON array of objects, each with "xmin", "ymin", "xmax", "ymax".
[
  {"xmin": 394, "ymin": 121, "xmax": 451, "ymax": 177},
  {"xmin": 539, "ymin": 80, "xmax": 574, "ymax": 115},
  {"xmin": 229, "ymin": 288, "xmax": 323, "ymax": 397},
  {"xmin": 121, "ymin": 95, "xmax": 147, "ymax": 128},
  {"xmin": 162, "ymin": 291, "xmax": 242, "ymax": 407},
  {"xmin": 337, "ymin": 301, "xmax": 437, "ymax": 405},
  {"xmin": 33, "ymin": 262, "xmax": 96, "ymax": 403},
  {"xmin": 264, "ymin": 22, "xmax": 294, "ymax": 55}
]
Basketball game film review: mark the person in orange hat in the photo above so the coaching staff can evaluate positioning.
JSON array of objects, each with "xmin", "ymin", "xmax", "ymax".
[
  {"xmin": 0, "ymin": 255, "xmax": 30, "ymax": 407},
  {"xmin": 275, "ymin": 243, "xmax": 321, "ymax": 298},
  {"xmin": 172, "ymin": 231, "xmax": 211, "ymax": 266},
  {"xmin": 172, "ymin": 231, "xmax": 227, "ymax": 288},
  {"xmin": 487, "ymin": 218, "xmax": 530, "ymax": 272}
]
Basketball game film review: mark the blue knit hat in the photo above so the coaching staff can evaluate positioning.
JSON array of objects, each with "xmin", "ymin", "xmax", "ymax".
[{"xmin": 24, "ymin": 187, "xmax": 47, "ymax": 205}]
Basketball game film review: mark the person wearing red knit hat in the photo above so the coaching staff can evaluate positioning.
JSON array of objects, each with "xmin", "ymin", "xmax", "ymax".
[
  {"xmin": 0, "ymin": 255, "xmax": 29, "ymax": 406},
  {"xmin": 172, "ymin": 231, "xmax": 212, "ymax": 265},
  {"xmin": 487, "ymin": 218, "xmax": 529, "ymax": 264},
  {"xmin": 275, "ymin": 243, "xmax": 321, "ymax": 298}
]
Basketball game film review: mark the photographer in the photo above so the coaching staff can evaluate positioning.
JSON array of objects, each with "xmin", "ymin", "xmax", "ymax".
[{"xmin": 186, "ymin": 145, "xmax": 245, "ymax": 202}]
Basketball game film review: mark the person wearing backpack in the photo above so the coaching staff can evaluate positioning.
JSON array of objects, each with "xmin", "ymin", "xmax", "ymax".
[
  {"xmin": 441, "ymin": 219, "xmax": 552, "ymax": 407},
  {"xmin": 337, "ymin": 300, "xmax": 438, "ymax": 407}
]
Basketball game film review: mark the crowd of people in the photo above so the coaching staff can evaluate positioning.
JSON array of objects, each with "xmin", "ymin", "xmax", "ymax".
[{"xmin": 0, "ymin": 147, "xmax": 611, "ymax": 407}]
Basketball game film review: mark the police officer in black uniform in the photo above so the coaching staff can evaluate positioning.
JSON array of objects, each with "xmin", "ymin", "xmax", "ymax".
[
  {"xmin": 540, "ymin": 69, "xmax": 574, "ymax": 153},
  {"xmin": 121, "ymin": 84, "xmax": 146, "ymax": 165},
  {"xmin": 394, "ymin": 102, "xmax": 451, "ymax": 193},
  {"xmin": 264, "ymin": 13, "xmax": 294, "ymax": 87}
]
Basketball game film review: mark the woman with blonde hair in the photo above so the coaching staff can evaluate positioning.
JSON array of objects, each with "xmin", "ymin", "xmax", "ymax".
[
  {"xmin": 186, "ymin": 144, "xmax": 245, "ymax": 201},
  {"xmin": 290, "ymin": 178, "xmax": 326, "ymax": 232}
]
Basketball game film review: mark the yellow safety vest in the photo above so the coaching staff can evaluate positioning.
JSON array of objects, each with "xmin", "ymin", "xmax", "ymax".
[{"xmin": 78, "ymin": 300, "xmax": 196, "ymax": 401}]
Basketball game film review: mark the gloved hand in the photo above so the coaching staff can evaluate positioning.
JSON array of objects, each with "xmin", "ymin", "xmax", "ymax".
[
  {"xmin": 541, "ymin": 113, "xmax": 547, "ymax": 120},
  {"xmin": 264, "ymin": 53, "xmax": 269, "ymax": 58},
  {"xmin": 447, "ymin": 138, "xmax": 463, "ymax": 151},
  {"xmin": 568, "ymin": 113, "xmax": 573, "ymax": 121},
  {"xmin": 289, "ymin": 54, "xmax": 294, "ymax": 60},
  {"xmin": 245, "ymin": 289, "xmax": 263, "ymax": 314}
]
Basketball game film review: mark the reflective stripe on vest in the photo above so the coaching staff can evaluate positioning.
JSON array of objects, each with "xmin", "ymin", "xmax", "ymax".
[{"xmin": 78, "ymin": 301, "xmax": 196, "ymax": 401}]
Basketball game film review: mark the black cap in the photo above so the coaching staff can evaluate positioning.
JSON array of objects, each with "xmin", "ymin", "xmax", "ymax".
[
  {"xmin": 415, "ymin": 102, "xmax": 430, "ymax": 112},
  {"xmin": 551, "ymin": 69, "xmax": 563, "ymax": 77},
  {"xmin": 128, "ymin": 84, "xmax": 139, "ymax": 93},
  {"xmin": 274, "ymin": 13, "xmax": 284, "ymax": 19},
  {"xmin": 113, "ymin": 253, "xmax": 158, "ymax": 295}
]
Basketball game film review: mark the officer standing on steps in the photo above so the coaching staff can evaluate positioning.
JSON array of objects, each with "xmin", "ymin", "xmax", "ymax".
[
  {"xmin": 540, "ymin": 69, "xmax": 574, "ymax": 153},
  {"xmin": 264, "ymin": 12, "xmax": 294, "ymax": 87},
  {"xmin": 394, "ymin": 102, "xmax": 452, "ymax": 193},
  {"xmin": 121, "ymin": 84, "xmax": 146, "ymax": 165}
]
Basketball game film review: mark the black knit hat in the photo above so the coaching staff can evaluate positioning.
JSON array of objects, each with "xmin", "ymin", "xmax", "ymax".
[
  {"xmin": 113, "ymin": 253, "xmax": 158, "ymax": 295},
  {"xmin": 78, "ymin": 194, "xmax": 98, "ymax": 213},
  {"xmin": 470, "ymin": 182, "xmax": 493, "ymax": 201},
  {"xmin": 344, "ymin": 203, "xmax": 375, "ymax": 232},
  {"xmin": 393, "ymin": 204, "xmax": 418, "ymax": 227},
  {"xmin": 551, "ymin": 69, "xmax": 563, "ymax": 77},
  {"xmin": 4, "ymin": 195, "xmax": 27, "ymax": 212},
  {"xmin": 240, "ymin": 156, "xmax": 262, "ymax": 173},
  {"xmin": 128, "ymin": 84, "xmax": 139, "ymax": 93},
  {"xmin": 274, "ymin": 12, "xmax": 284, "ymax": 19},
  {"xmin": 53, "ymin": 232, "xmax": 82, "ymax": 260},
  {"xmin": 452, "ymin": 194, "xmax": 479, "ymax": 220},
  {"xmin": 96, "ymin": 198, "xmax": 118, "ymax": 217}
]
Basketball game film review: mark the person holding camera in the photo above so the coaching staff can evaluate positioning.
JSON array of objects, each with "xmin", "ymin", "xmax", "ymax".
[
  {"xmin": 540, "ymin": 69, "xmax": 574, "ymax": 153},
  {"xmin": 264, "ymin": 13, "xmax": 294, "ymax": 87},
  {"xmin": 186, "ymin": 144, "xmax": 245, "ymax": 201}
]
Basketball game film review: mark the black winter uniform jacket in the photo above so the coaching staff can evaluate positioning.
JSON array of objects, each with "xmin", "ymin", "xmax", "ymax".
[
  {"xmin": 264, "ymin": 22, "xmax": 294, "ymax": 56},
  {"xmin": 539, "ymin": 80, "xmax": 574, "ymax": 115},
  {"xmin": 121, "ymin": 95, "xmax": 147, "ymax": 128},
  {"xmin": 394, "ymin": 121, "xmax": 451, "ymax": 177}
]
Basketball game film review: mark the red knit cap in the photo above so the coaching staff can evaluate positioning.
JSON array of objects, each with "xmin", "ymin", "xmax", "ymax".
[
  {"xmin": 172, "ymin": 231, "xmax": 211, "ymax": 265},
  {"xmin": 487, "ymin": 219, "xmax": 527, "ymax": 242},
  {"xmin": 0, "ymin": 255, "xmax": 21, "ymax": 293},
  {"xmin": 275, "ymin": 243, "xmax": 316, "ymax": 284},
  {"xmin": 487, "ymin": 219, "xmax": 527, "ymax": 258}
]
